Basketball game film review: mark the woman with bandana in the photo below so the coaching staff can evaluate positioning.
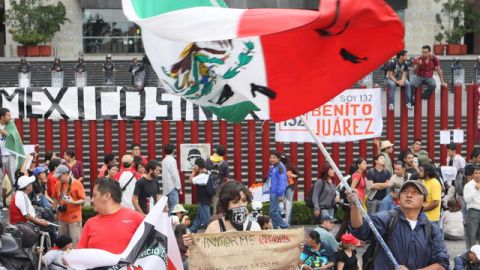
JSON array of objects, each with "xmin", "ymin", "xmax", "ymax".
[
  {"xmin": 183, "ymin": 181, "xmax": 261, "ymax": 246},
  {"xmin": 204, "ymin": 180, "xmax": 261, "ymax": 232}
]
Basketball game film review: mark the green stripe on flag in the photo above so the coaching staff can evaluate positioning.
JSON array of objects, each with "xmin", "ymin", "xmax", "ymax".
[
  {"xmin": 206, "ymin": 101, "xmax": 260, "ymax": 123},
  {"xmin": 131, "ymin": 0, "xmax": 228, "ymax": 19}
]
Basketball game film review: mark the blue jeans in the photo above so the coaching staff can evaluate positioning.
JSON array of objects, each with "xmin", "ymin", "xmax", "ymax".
[
  {"xmin": 167, "ymin": 189, "xmax": 179, "ymax": 215},
  {"xmin": 38, "ymin": 194, "xmax": 51, "ymax": 209},
  {"xmin": 284, "ymin": 187, "xmax": 294, "ymax": 225},
  {"xmin": 386, "ymin": 79, "xmax": 412, "ymax": 105},
  {"xmin": 269, "ymin": 193, "xmax": 289, "ymax": 229},
  {"xmin": 189, "ymin": 204, "xmax": 211, "ymax": 233},
  {"xmin": 411, "ymin": 76, "xmax": 436, "ymax": 99}
]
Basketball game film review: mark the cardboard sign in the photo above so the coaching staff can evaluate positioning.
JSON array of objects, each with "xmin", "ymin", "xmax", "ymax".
[
  {"xmin": 189, "ymin": 228, "xmax": 304, "ymax": 270},
  {"xmin": 180, "ymin": 143, "xmax": 211, "ymax": 172},
  {"xmin": 275, "ymin": 88, "xmax": 382, "ymax": 143}
]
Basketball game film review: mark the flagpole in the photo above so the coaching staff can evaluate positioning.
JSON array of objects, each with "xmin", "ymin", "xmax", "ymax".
[{"xmin": 299, "ymin": 115, "xmax": 400, "ymax": 270}]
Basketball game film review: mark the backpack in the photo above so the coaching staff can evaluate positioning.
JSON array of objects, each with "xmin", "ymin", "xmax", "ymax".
[
  {"xmin": 362, "ymin": 210, "xmax": 433, "ymax": 270},
  {"xmin": 206, "ymin": 162, "xmax": 223, "ymax": 197},
  {"xmin": 305, "ymin": 180, "xmax": 326, "ymax": 209}
]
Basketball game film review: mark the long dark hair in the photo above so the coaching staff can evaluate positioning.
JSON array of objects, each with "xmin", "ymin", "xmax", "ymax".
[
  {"xmin": 320, "ymin": 163, "xmax": 333, "ymax": 182},
  {"xmin": 279, "ymin": 153, "xmax": 299, "ymax": 175}
]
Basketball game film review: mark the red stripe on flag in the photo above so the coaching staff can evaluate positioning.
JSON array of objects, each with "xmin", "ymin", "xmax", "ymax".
[
  {"xmin": 238, "ymin": 9, "xmax": 318, "ymax": 38},
  {"xmin": 259, "ymin": 0, "xmax": 403, "ymax": 121},
  {"xmin": 168, "ymin": 258, "xmax": 178, "ymax": 270}
]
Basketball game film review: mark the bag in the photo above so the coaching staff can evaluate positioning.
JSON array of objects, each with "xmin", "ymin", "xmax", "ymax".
[
  {"xmin": 305, "ymin": 180, "xmax": 326, "ymax": 209},
  {"xmin": 206, "ymin": 162, "xmax": 223, "ymax": 197},
  {"xmin": 362, "ymin": 210, "xmax": 398, "ymax": 270}
]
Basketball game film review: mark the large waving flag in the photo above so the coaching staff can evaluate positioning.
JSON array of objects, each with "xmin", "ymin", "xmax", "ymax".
[
  {"xmin": 64, "ymin": 196, "xmax": 183, "ymax": 270},
  {"xmin": 123, "ymin": 0, "xmax": 404, "ymax": 122}
]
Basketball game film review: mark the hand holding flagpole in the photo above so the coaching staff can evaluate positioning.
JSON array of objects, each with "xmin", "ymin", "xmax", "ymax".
[{"xmin": 300, "ymin": 115, "xmax": 400, "ymax": 270}]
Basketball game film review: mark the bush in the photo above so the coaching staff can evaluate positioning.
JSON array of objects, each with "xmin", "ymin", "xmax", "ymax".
[{"xmin": 82, "ymin": 206, "xmax": 96, "ymax": 225}]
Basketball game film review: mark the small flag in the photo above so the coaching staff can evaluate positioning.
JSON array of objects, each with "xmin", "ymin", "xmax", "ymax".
[
  {"xmin": 64, "ymin": 196, "xmax": 183, "ymax": 270},
  {"xmin": 4, "ymin": 122, "xmax": 25, "ymax": 168}
]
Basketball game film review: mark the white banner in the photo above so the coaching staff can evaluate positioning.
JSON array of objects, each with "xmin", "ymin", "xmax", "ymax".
[
  {"xmin": 180, "ymin": 144, "xmax": 211, "ymax": 172},
  {"xmin": 0, "ymin": 87, "xmax": 268, "ymax": 121},
  {"xmin": 275, "ymin": 88, "xmax": 383, "ymax": 143}
]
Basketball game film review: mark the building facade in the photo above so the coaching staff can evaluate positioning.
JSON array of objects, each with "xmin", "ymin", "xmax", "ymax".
[{"xmin": 3, "ymin": 0, "xmax": 479, "ymax": 57}]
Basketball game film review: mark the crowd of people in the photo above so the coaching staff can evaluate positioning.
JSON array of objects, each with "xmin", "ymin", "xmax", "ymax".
[{"xmin": 0, "ymin": 98, "xmax": 479, "ymax": 270}]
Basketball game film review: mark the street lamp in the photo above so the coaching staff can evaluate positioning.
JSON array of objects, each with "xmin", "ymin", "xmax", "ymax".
[
  {"xmin": 451, "ymin": 57, "xmax": 464, "ymax": 87},
  {"xmin": 475, "ymin": 56, "xmax": 480, "ymax": 84}
]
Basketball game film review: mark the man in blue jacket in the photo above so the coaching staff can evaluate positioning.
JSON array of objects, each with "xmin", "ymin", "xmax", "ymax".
[
  {"xmin": 348, "ymin": 180, "xmax": 449, "ymax": 270},
  {"xmin": 267, "ymin": 151, "xmax": 288, "ymax": 229}
]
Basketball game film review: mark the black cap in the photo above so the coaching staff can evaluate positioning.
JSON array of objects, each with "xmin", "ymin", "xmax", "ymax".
[{"xmin": 55, "ymin": 235, "xmax": 72, "ymax": 248}]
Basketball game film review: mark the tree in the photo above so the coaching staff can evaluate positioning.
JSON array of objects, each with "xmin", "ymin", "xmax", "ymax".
[
  {"xmin": 434, "ymin": 0, "xmax": 480, "ymax": 44},
  {"xmin": 6, "ymin": 0, "xmax": 68, "ymax": 46}
]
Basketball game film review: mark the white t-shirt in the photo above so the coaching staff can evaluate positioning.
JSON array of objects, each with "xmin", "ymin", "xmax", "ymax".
[
  {"xmin": 192, "ymin": 172, "xmax": 210, "ymax": 186},
  {"xmin": 0, "ymin": 124, "xmax": 11, "ymax": 156},
  {"xmin": 441, "ymin": 210, "xmax": 464, "ymax": 238},
  {"xmin": 15, "ymin": 191, "xmax": 36, "ymax": 218},
  {"xmin": 118, "ymin": 171, "xmax": 136, "ymax": 210},
  {"xmin": 406, "ymin": 219, "xmax": 417, "ymax": 230}
]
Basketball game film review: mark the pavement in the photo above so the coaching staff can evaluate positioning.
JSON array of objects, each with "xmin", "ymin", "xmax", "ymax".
[{"xmin": 0, "ymin": 208, "xmax": 466, "ymax": 268}]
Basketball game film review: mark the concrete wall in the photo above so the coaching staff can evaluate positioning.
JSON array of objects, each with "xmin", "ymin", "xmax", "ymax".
[
  {"xmin": 5, "ymin": 0, "xmax": 83, "ymax": 57},
  {"xmin": 404, "ymin": 0, "xmax": 443, "ymax": 54}
]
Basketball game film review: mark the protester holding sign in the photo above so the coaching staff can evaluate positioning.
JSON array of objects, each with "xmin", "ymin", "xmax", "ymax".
[{"xmin": 183, "ymin": 181, "xmax": 261, "ymax": 246}]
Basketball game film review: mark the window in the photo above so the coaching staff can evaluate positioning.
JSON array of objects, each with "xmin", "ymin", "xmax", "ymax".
[{"xmin": 83, "ymin": 9, "xmax": 144, "ymax": 54}]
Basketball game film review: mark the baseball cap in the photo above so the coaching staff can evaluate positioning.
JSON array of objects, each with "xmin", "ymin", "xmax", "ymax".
[
  {"xmin": 320, "ymin": 215, "xmax": 335, "ymax": 223},
  {"xmin": 54, "ymin": 165, "xmax": 70, "ymax": 178},
  {"xmin": 17, "ymin": 175, "xmax": 36, "ymax": 189},
  {"xmin": 341, "ymin": 233, "xmax": 360, "ymax": 245},
  {"xmin": 33, "ymin": 166, "xmax": 48, "ymax": 177},
  {"xmin": 122, "ymin": 154, "xmax": 134, "ymax": 165},
  {"xmin": 471, "ymin": 245, "xmax": 480, "ymax": 259},
  {"xmin": 400, "ymin": 180, "xmax": 428, "ymax": 199}
]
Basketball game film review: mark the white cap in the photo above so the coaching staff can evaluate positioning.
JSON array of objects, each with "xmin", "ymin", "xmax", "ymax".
[
  {"xmin": 471, "ymin": 245, "xmax": 480, "ymax": 259},
  {"xmin": 17, "ymin": 175, "xmax": 36, "ymax": 189}
]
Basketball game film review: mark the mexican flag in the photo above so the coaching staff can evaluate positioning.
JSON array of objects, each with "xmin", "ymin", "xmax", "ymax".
[{"xmin": 123, "ymin": 0, "xmax": 404, "ymax": 122}]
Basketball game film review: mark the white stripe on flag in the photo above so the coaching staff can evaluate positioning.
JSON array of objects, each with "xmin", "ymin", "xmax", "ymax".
[{"xmin": 128, "ymin": 7, "xmax": 244, "ymax": 42}]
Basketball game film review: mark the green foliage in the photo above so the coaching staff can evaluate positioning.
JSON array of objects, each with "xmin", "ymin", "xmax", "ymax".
[
  {"xmin": 82, "ymin": 205, "xmax": 96, "ymax": 225},
  {"xmin": 434, "ymin": 0, "xmax": 480, "ymax": 44},
  {"xmin": 6, "ymin": 0, "xmax": 68, "ymax": 46}
]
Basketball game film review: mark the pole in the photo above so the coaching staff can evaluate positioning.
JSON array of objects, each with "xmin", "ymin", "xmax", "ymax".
[{"xmin": 300, "ymin": 115, "xmax": 400, "ymax": 270}]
